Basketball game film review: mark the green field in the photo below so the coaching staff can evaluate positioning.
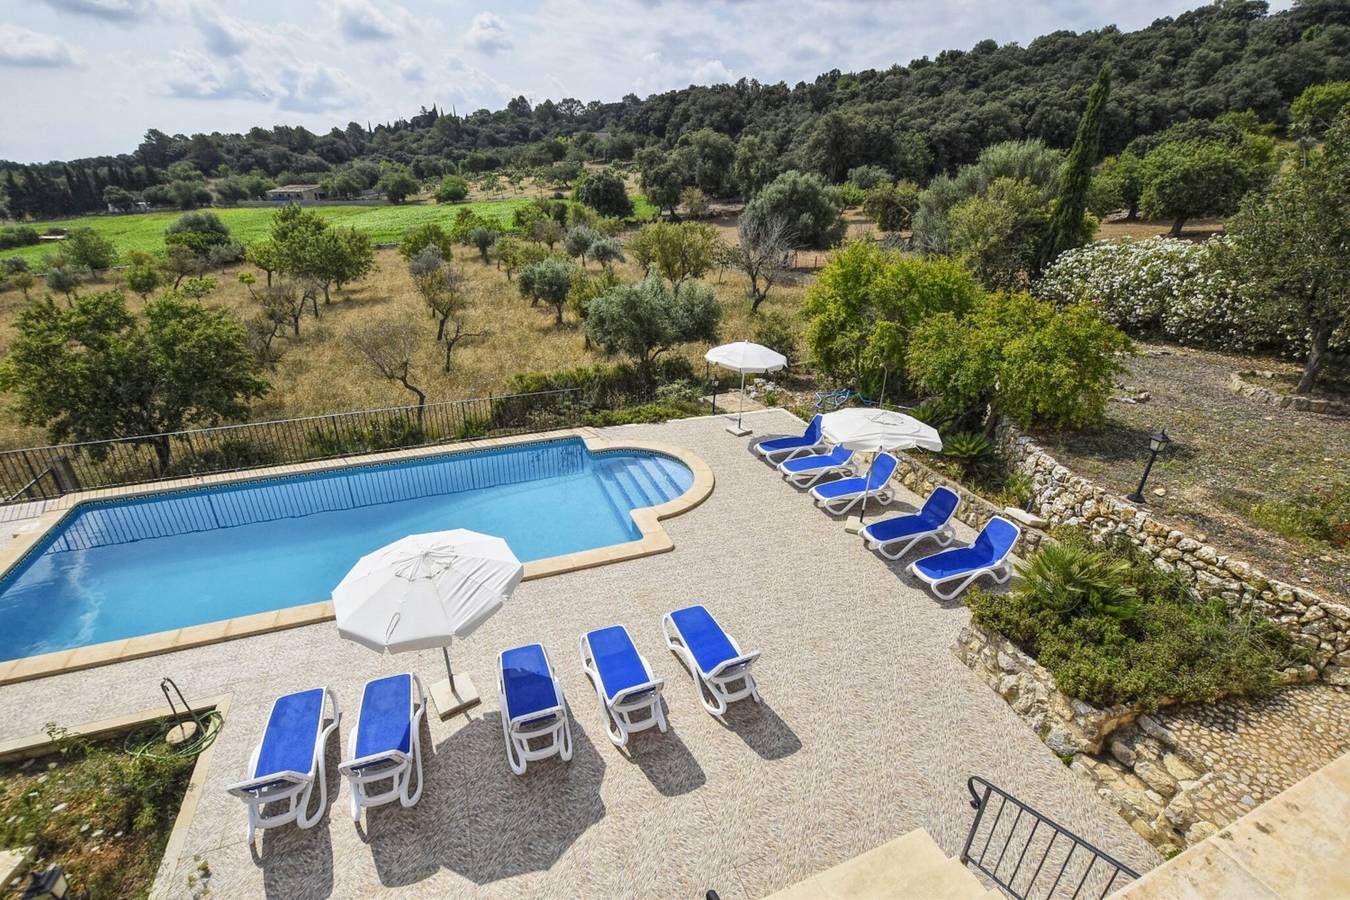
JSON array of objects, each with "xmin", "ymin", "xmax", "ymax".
[{"xmin": 4, "ymin": 198, "xmax": 535, "ymax": 269}]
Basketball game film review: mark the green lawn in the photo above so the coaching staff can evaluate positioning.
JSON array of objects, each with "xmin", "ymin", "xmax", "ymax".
[{"xmin": 5, "ymin": 198, "xmax": 534, "ymax": 269}]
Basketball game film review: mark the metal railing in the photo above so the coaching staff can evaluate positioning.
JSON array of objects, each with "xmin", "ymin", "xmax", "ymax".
[
  {"xmin": 0, "ymin": 388, "xmax": 582, "ymax": 505},
  {"xmin": 961, "ymin": 776, "xmax": 1140, "ymax": 900}
]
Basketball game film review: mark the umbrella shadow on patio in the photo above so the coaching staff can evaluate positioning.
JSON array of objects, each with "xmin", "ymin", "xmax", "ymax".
[
  {"xmin": 718, "ymin": 700, "xmax": 802, "ymax": 761},
  {"xmin": 365, "ymin": 710, "xmax": 607, "ymax": 888}
]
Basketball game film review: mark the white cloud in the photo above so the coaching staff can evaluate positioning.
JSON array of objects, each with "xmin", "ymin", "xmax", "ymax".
[
  {"xmin": 464, "ymin": 11, "xmax": 511, "ymax": 55},
  {"xmin": 190, "ymin": 5, "xmax": 257, "ymax": 57},
  {"xmin": 276, "ymin": 60, "xmax": 366, "ymax": 112},
  {"xmin": 163, "ymin": 49, "xmax": 271, "ymax": 101},
  {"xmin": 0, "ymin": 24, "xmax": 81, "ymax": 68},
  {"xmin": 690, "ymin": 58, "xmax": 732, "ymax": 84},
  {"xmin": 333, "ymin": 0, "xmax": 405, "ymax": 42},
  {"xmin": 42, "ymin": 0, "xmax": 155, "ymax": 22},
  {"xmin": 396, "ymin": 51, "xmax": 425, "ymax": 82}
]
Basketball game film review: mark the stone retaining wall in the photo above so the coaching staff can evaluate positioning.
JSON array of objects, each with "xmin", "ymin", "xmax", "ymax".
[
  {"xmin": 993, "ymin": 423, "xmax": 1350, "ymax": 682},
  {"xmin": 956, "ymin": 623, "xmax": 1236, "ymax": 853},
  {"xmin": 1227, "ymin": 372, "xmax": 1349, "ymax": 417},
  {"xmin": 890, "ymin": 453, "xmax": 1049, "ymax": 557}
]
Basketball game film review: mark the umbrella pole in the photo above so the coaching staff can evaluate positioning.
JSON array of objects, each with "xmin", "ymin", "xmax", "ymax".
[
  {"xmin": 443, "ymin": 646, "xmax": 455, "ymax": 692},
  {"xmin": 737, "ymin": 369, "xmax": 747, "ymax": 431}
]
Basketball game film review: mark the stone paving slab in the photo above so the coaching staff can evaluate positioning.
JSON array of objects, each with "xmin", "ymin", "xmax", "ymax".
[
  {"xmin": 0, "ymin": 409, "xmax": 1158, "ymax": 898},
  {"xmin": 1153, "ymin": 683, "xmax": 1350, "ymax": 826}
]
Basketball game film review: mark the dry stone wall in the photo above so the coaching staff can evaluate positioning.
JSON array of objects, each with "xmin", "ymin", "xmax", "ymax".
[
  {"xmin": 956, "ymin": 623, "xmax": 1242, "ymax": 853},
  {"xmin": 993, "ymin": 423, "xmax": 1350, "ymax": 682}
]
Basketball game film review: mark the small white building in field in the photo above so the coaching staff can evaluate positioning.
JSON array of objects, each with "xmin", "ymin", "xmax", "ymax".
[{"xmin": 265, "ymin": 184, "xmax": 324, "ymax": 202}]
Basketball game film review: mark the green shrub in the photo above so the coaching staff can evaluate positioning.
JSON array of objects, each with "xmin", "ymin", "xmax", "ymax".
[
  {"xmin": 968, "ymin": 531, "xmax": 1299, "ymax": 709},
  {"xmin": 582, "ymin": 401, "xmax": 701, "ymax": 426},
  {"xmin": 506, "ymin": 358, "xmax": 696, "ymax": 410}
]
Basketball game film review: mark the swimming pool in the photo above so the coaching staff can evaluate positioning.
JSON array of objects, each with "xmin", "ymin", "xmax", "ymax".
[{"xmin": 0, "ymin": 438, "xmax": 694, "ymax": 662}]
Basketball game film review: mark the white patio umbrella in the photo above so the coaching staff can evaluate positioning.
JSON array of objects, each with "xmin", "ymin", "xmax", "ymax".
[
  {"xmin": 332, "ymin": 528, "xmax": 524, "ymax": 717},
  {"xmin": 821, "ymin": 408, "xmax": 943, "ymax": 529},
  {"xmin": 705, "ymin": 341, "xmax": 788, "ymax": 436}
]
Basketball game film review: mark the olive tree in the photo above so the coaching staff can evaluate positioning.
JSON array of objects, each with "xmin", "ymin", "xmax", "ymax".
[
  {"xmin": 1225, "ymin": 114, "xmax": 1350, "ymax": 394},
  {"xmin": 741, "ymin": 171, "xmax": 845, "ymax": 249},
  {"xmin": 0, "ymin": 290, "xmax": 268, "ymax": 472},
  {"xmin": 518, "ymin": 257, "xmax": 577, "ymax": 324},
  {"xmin": 585, "ymin": 276, "xmax": 722, "ymax": 373}
]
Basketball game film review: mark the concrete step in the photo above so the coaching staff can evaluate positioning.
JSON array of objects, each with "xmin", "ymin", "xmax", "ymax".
[{"xmin": 765, "ymin": 829, "xmax": 988, "ymax": 899}]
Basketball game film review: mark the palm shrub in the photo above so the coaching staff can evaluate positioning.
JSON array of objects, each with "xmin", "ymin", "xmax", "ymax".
[
  {"xmin": 940, "ymin": 431, "xmax": 995, "ymax": 478},
  {"xmin": 968, "ymin": 531, "xmax": 1299, "ymax": 709}
]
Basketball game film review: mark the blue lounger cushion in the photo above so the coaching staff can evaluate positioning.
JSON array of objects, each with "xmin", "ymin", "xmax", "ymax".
[
  {"xmin": 501, "ymin": 644, "xmax": 559, "ymax": 721},
  {"xmin": 814, "ymin": 453, "xmax": 897, "ymax": 498},
  {"xmin": 669, "ymin": 605, "xmax": 737, "ymax": 674},
  {"xmin": 254, "ymin": 688, "xmax": 325, "ymax": 779},
  {"xmin": 355, "ymin": 673, "xmax": 413, "ymax": 759},
  {"xmin": 913, "ymin": 518, "xmax": 1020, "ymax": 581},
  {"xmin": 756, "ymin": 416, "xmax": 822, "ymax": 454},
  {"xmin": 780, "ymin": 446, "xmax": 851, "ymax": 473},
  {"xmin": 586, "ymin": 626, "xmax": 650, "ymax": 699},
  {"xmin": 863, "ymin": 487, "xmax": 958, "ymax": 542}
]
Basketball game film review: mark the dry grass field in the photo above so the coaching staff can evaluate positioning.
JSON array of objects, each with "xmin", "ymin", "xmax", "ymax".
[{"xmin": 0, "ymin": 242, "xmax": 806, "ymax": 449}]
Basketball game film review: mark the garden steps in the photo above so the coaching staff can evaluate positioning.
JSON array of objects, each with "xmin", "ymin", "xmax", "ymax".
[{"xmin": 764, "ymin": 828, "xmax": 988, "ymax": 899}]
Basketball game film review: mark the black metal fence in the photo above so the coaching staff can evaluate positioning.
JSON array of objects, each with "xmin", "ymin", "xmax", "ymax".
[
  {"xmin": 0, "ymin": 388, "xmax": 582, "ymax": 504},
  {"xmin": 961, "ymin": 776, "xmax": 1140, "ymax": 899}
]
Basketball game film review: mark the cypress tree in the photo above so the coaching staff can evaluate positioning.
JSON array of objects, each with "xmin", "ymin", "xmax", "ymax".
[{"xmin": 1041, "ymin": 66, "xmax": 1111, "ymax": 272}]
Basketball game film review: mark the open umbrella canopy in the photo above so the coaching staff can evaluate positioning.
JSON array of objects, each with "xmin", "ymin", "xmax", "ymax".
[
  {"xmin": 821, "ymin": 407, "xmax": 944, "ymax": 453},
  {"xmin": 332, "ymin": 529, "xmax": 523, "ymax": 655},
  {"xmin": 705, "ymin": 341, "xmax": 788, "ymax": 374}
]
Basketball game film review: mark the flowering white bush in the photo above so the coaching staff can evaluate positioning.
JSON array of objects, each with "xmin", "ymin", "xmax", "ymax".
[{"xmin": 1035, "ymin": 236, "xmax": 1309, "ymax": 355}]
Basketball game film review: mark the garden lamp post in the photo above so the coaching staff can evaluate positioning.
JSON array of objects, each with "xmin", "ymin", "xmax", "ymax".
[{"xmin": 1126, "ymin": 429, "xmax": 1171, "ymax": 504}]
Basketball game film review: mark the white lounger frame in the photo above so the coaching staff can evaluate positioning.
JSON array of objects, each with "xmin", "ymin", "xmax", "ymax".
[
  {"xmin": 812, "ymin": 481, "xmax": 894, "ymax": 516},
  {"xmin": 863, "ymin": 493, "xmax": 960, "ymax": 560},
  {"xmin": 339, "ymin": 673, "xmax": 427, "ymax": 822},
  {"xmin": 661, "ymin": 612, "xmax": 761, "ymax": 717},
  {"xmin": 227, "ymin": 686, "xmax": 340, "ymax": 843},
  {"xmin": 580, "ymin": 626, "xmax": 668, "ymax": 748},
  {"xmin": 908, "ymin": 522, "xmax": 1019, "ymax": 601},
  {"xmin": 497, "ymin": 645, "xmax": 574, "ymax": 775},
  {"xmin": 754, "ymin": 430, "xmax": 828, "ymax": 463},
  {"xmin": 779, "ymin": 454, "xmax": 855, "ymax": 487},
  {"xmin": 910, "ymin": 556, "xmax": 1014, "ymax": 600}
]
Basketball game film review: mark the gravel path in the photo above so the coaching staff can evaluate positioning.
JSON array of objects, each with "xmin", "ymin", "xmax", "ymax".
[
  {"xmin": 1034, "ymin": 343, "xmax": 1349, "ymax": 602},
  {"xmin": 0, "ymin": 410, "xmax": 1156, "ymax": 898}
]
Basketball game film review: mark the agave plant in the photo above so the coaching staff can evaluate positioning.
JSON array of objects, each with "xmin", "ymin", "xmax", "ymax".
[{"xmin": 941, "ymin": 430, "xmax": 994, "ymax": 476}]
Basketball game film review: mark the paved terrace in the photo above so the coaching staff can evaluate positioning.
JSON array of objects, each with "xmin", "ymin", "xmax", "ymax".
[{"xmin": 0, "ymin": 409, "xmax": 1158, "ymax": 899}]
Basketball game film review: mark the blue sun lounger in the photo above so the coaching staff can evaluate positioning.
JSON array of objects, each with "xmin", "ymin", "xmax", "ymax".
[
  {"xmin": 227, "ymin": 686, "xmax": 340, "ymax": 842},
  {"xmin": 862, "ymin": 486, "xmax": 961, "ymax": 559},
  {"xmin": 338, "ymin": 673, "xmax": 427, "ymax": 821},
  {"xmin": 754, "ymin": 415, "xmax": 827, "ymax": 463},
  {"xmin": 498, "ymin": 643, "xmax": 573, "ymax": 775},
  {"xmin": 811, "ymin": 452, "xmax": 898, "ymax": 515},
  {"xmin": 779, "ymin": 445, "xmax": 855, "ymax": 487},
  {"xmin": 662, "ymin": 605, "xmax": 761, "ymax": 717},
  {"xmin": 580, "ymin": 624, "xmax": 667, "ymax": 747},
  {"xmin": 909, "ymin": 516, "xmax": 1022, "ymax": 600}
]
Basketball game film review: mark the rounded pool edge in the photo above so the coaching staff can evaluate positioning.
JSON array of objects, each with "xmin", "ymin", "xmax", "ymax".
[{"xmin": 0, "ymin": 428, "xmax": 714, "ymax": 686}]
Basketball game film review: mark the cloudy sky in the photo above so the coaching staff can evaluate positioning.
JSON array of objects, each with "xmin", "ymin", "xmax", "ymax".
[{"xmin": 0, "ymin": 0, "xmax": 1288, "ymax": 163}]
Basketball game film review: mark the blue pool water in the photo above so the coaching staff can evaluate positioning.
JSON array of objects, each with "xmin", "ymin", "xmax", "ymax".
[{"xmin": 0, "ymin": 438, "xmax": 693, "ymax": 661}]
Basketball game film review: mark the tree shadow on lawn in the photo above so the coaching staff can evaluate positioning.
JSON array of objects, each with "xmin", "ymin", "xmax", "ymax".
[
  {"xmin": 364, "ymin": 711, "xmax": 607, "ymax": 888},
  {"xmin": 1034, "ymin": 418, "xmax": 1197, "ymax": 468}
]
